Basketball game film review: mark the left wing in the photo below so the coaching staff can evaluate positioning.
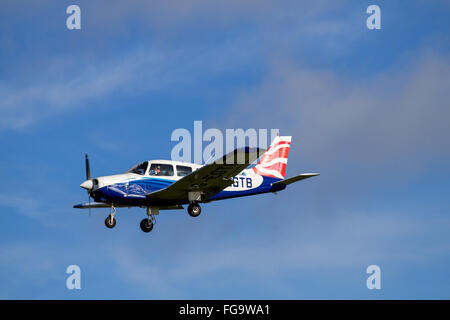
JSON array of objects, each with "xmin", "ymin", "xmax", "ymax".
[
  {"xmin": 73, "ymin": 202, "xmax": 183, "ymax": 210},
  {"xmin": 146, "ymin": 147, "xmax": 264, "ymax": 202},
  {"xmin": 74, "ymin": 202, "xmax": 119, "ymax": 209}
]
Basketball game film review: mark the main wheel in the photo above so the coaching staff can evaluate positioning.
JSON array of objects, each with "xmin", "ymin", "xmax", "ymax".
[
  {"xmin": 105, "ymin": 215, "xmax": 116, "ymax": 228},
  {"xmin": 140, "ymin": 218, "xmax": 154, "ymax": 233},
  {"xmin": 187, "ymin": 203, "xmax": 201, "ymax": 217}
]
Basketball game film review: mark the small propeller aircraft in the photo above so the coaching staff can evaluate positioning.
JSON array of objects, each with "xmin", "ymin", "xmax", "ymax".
[{"xmin": 74, "ymin": 136, "xmax": 319, "ymax": 233}]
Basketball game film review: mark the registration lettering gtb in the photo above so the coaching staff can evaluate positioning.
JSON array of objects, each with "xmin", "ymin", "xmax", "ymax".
[{"xmin": 233, "ymin": 177, "xmax": 252, "ymax": 188}]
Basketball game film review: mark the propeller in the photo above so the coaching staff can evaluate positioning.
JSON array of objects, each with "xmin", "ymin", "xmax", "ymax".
[{"xmin": 85, "ymin": 154, "xmax": 91, "ymax": 180}]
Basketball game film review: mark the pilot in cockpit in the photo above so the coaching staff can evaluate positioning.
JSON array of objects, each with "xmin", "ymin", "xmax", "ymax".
[{"xmin": 154, "ymin": 165, "xmax": 161, "ymax": 176}]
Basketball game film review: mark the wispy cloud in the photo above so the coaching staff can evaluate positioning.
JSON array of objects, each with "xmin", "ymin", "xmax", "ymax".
[
  {"xmin": 108, "ymin": 210, "xmax": 450, "ymax": 297},
  {"xmin": 0, "ymin": 51, "xmax": 144, "ymax": 130},
  {"xmin": 227, "ymin": 52, "xmax": 450, "ymax": 172},
  {"xmin": 0, "ymin": 38, "xmax": 261, "ymax": 131},
  {"xmin": 0, "ymin": 243, "xmax": 62, "ymax": 299},
  {"xmin": 0, "ymin": 1, "xmax": 368, "ymax": 132},
  {"xmin": 0, "ymin": 194, "xmax": 39, "ymax": 219}
]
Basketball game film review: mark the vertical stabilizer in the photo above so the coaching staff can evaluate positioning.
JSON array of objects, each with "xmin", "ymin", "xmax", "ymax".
[{"xmin": 252, "ymin": 136, "xmax": 291, "ymax": 179}]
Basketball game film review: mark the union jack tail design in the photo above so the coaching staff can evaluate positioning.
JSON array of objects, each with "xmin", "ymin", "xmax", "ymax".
[{"xmin": 253, "ymin": 136, "xmax": 291, "ymax": 179}]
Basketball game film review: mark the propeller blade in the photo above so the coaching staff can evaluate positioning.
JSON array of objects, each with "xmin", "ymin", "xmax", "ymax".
[{"xmin": 85, "ymin": 154, "xmax": 91, "ymax": 180}]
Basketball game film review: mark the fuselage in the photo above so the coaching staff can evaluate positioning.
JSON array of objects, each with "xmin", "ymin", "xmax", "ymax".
[{"xmin": 87, "ymin": 159, "xmax": 284, "ymax": 207}]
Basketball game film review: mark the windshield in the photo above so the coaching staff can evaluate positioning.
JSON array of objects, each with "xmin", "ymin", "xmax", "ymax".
[{"xmin": 126, "ymin": 162, "xmax": 148, "ymax": 175}]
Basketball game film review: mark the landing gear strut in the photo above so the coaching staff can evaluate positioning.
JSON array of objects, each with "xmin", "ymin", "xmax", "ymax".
[
  {"xmin": 105, "ymin": 206, "xmax": 116, "ymax": 228},
  {"xmin": 187, "ymin": 202, "xmax": 201, "ymax": 217},
  {"xmin": 140, "ymin": 207, "xmax": 156, "ymax": 233}
]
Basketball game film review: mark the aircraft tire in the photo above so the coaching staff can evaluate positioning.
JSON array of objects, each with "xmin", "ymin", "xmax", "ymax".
[
  {"xmin": 188, "ymin": 203, "xmax": 201, "ymax": 217},
  {"xmin": 105, "ymin": 215, "xmax": 116, "ymax": 228},
  {"xmin": 140, "ymin": 218, "xmax": 154, "ymax": 233}
]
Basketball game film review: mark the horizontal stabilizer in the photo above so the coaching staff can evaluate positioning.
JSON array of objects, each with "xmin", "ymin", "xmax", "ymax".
[{"xmin": 271, "ymin": 173, "xmax": 319, "ymax": 187}]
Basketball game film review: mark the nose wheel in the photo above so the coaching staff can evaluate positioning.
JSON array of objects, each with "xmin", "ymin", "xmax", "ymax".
[
  {"xmin": 187, "ymin": 202, "xmax": 201, "ymax": 217},
  {"xmin": 105, "ymin": 206, "xmax": 117, "ymax": 229}
]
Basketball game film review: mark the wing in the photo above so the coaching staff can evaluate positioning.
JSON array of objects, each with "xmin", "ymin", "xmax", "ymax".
[
  {"xmin": 73, "ymin": 202, "xmax": 183, "ymax": 210},
  {"xmin": 74, "ymin": 202, "xmax": 116, "ymax": 209},
  {"xmin": 146, "ymin": 147, "xmax": 264, "ymax": 202}
]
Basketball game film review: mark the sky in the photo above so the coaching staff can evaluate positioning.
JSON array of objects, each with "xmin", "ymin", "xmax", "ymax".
[{"xmin": 0, "ymin": 0, "xmax": 449, "ymax": 299}]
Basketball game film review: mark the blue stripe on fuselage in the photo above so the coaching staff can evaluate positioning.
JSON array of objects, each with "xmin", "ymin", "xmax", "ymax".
[{"xmin": 96, "ymin": 177, "xmax": 176, "ymax": 202}]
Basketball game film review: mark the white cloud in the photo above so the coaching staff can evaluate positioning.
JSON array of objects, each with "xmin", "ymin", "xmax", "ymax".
[
  {"xmin": 227, "ymin": 52, "xmax": 450, "ymax": 172},
  {"xmin": 85, "ymin": 0, "xmax": 343, "ymax": 32},
  {"xmin": 108, "ymin": 209, "xmax": 450, "ymax": 297},
  {"xmin": 0, "ymin": 1, "xmax": 371, "ymax": 131},
  {"xmin": 0, "ymin": 243, "xmax": 62, "ymax": 298},
  {"xmin": 0, "ymin": 37, "xmax": 262, "ymax": 131},
  {"xmin": 0, "ymin": 194, "xmax": 39, "ymax": 218}
]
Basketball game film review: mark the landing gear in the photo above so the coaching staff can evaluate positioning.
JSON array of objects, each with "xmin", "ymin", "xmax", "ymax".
[
  {"xmin": 140, "ymin": 207, "xmax": 157, "ymax": 233},
  {"xmin": 105, "ymin": 206, "xmax": 116, "ymax": 229},
  {"xmin": 187, "ymin": 202, "xmax": 201, "ymax": 217}
]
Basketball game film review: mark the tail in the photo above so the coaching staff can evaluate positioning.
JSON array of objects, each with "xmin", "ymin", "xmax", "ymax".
[{"xmin": 253, "ymin": 136, "xmax": 291, "ymax": 179}]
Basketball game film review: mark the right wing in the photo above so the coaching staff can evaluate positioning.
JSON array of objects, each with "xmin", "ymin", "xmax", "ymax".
[{"xmin": 146, "ymin": 147, "xmax": 264, "ymax": 202}]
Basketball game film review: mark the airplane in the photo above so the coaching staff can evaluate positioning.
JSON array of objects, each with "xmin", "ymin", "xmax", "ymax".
[{"xmin": 73, "ymin": 136, "xmax": 319, "ymax": 233}]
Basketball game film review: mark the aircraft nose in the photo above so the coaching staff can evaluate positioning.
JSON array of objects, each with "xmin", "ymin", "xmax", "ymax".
[{"xmin": 80, "ymin": 179, "xmax": 94, "ymax": 190}]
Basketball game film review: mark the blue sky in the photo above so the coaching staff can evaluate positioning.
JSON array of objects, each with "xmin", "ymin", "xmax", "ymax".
[{"xmin": 0, "ymin": 0, "xmax": 449, "ymax": 299}]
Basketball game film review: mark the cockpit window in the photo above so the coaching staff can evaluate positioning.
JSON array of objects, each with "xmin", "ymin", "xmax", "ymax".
[
  {"xmin": 148, "ymin": 163, "xmax": 174, "ymax": 176},
  {"xmin": 127, "ymin": 162, "xmax": 148, "ymax": 175},
  {"xmin": 176, "ymin": 165, "xmax": 192, "ymax": 177}
]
